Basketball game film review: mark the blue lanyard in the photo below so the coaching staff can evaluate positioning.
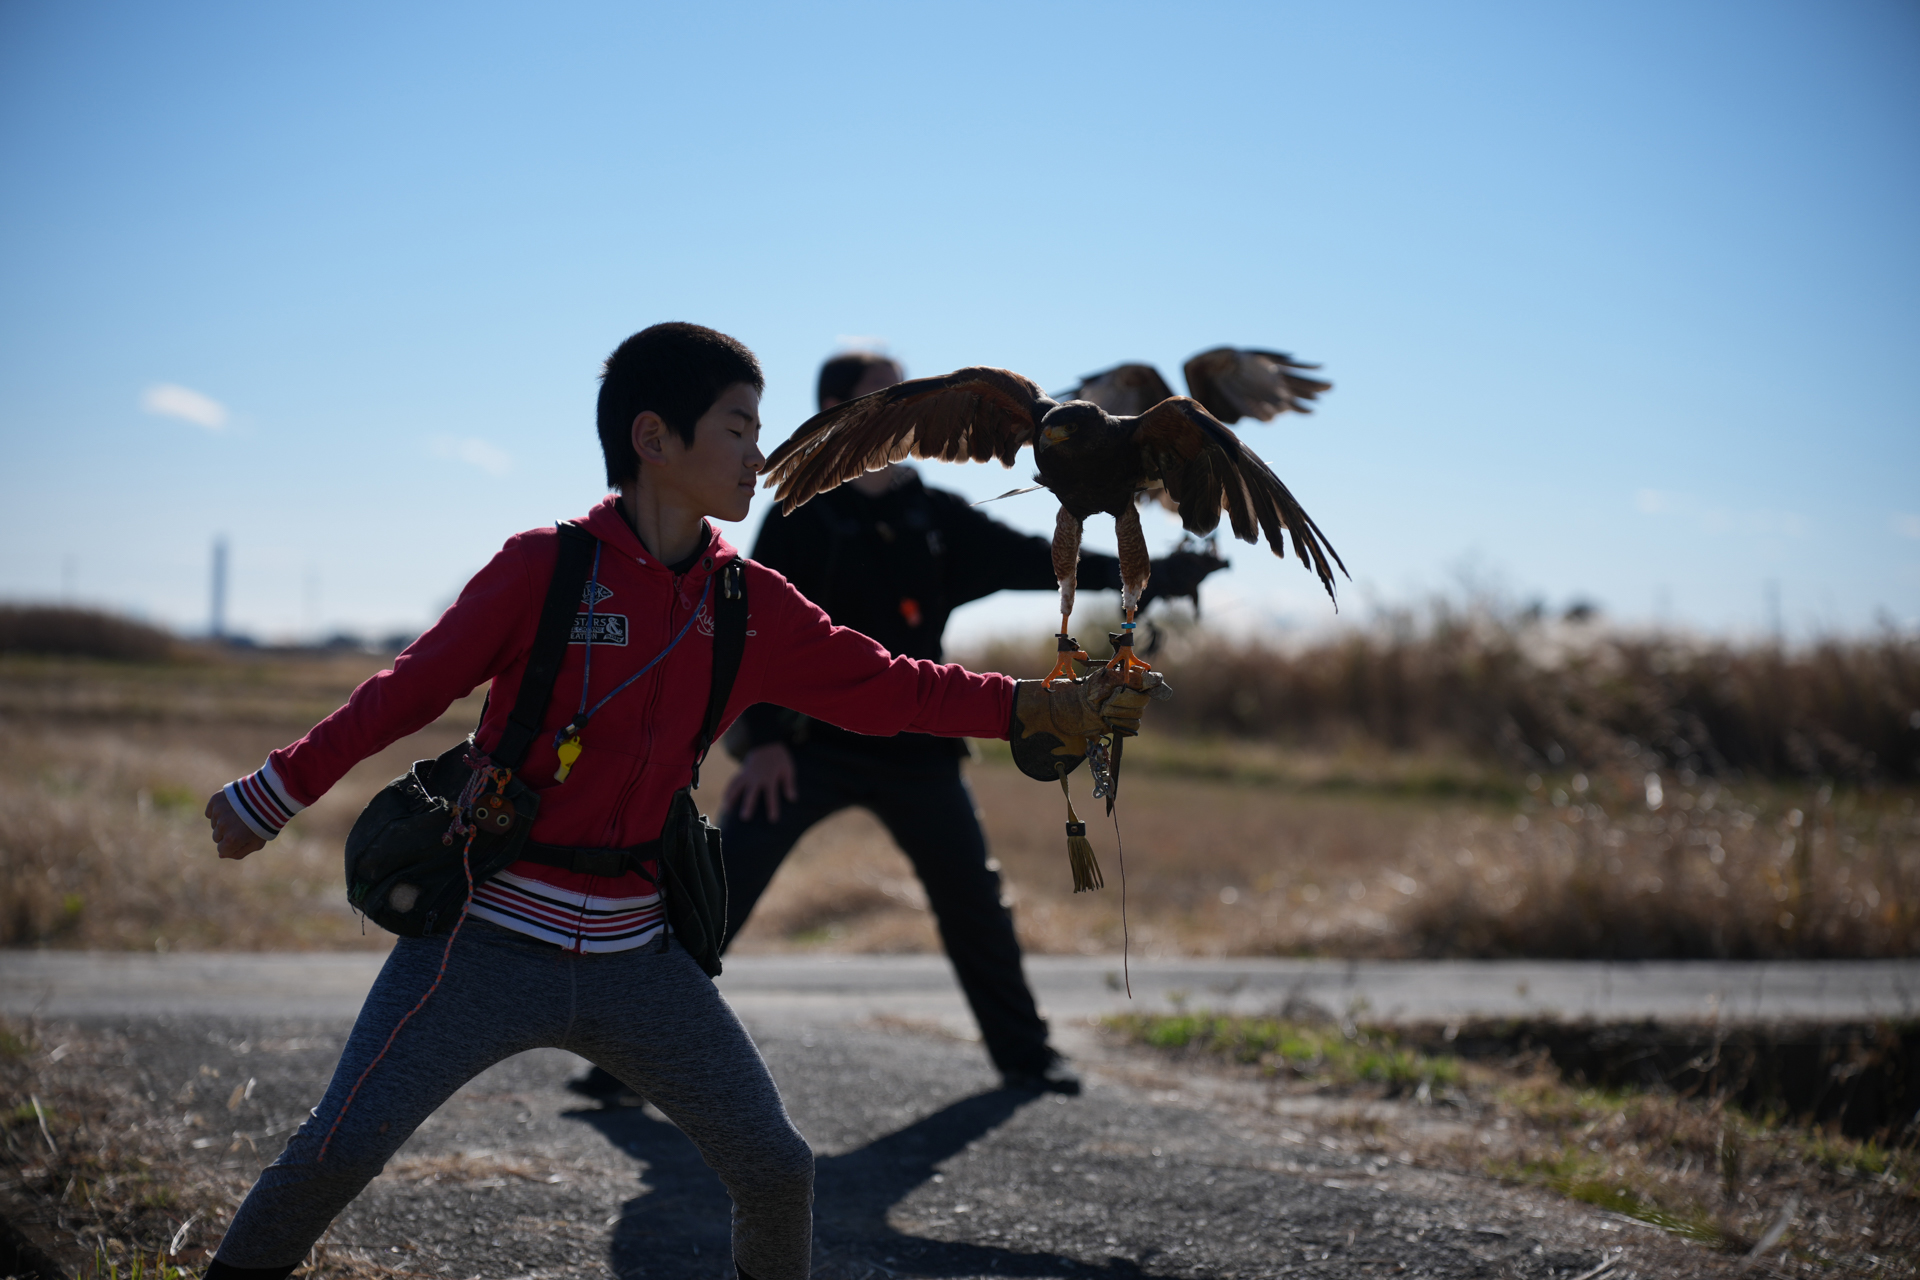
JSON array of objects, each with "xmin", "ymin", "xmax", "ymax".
[{"xmin": 555, "ymin": 543, "xmax": 713, "ymax": 746}]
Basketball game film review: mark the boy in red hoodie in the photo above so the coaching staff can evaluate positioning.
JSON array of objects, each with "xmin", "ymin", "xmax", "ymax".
[{"xmin": 199, "ymin": 323, "xmax": 1156, "ymax": 1280}]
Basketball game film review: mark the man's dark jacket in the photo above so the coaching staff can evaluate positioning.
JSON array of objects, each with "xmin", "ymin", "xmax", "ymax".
[{"xmin": 737, "ymin": 473, "xmax": 1124, "ymax": 763}]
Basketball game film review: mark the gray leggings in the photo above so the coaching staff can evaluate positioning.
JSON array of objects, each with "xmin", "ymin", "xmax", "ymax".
[{"xmin": 213, "ymin": 921, "xmax": 814, "ymax": 1280}]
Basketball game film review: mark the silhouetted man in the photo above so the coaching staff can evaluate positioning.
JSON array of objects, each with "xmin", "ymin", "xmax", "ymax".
[{"xmin": 717, "ymin": 352, "xmax": 1205, "ymax": 1092}]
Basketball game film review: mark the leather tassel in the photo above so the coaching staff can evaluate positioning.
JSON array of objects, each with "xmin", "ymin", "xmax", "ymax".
[{"xmin": 1059, "ymin": 776, "xmax": 1104, "ymax": 892}]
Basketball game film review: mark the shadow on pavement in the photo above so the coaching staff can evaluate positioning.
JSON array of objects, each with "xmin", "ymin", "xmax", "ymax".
[{"xmin": 567, "ymin": 1089, "xmax": 1179, "ymax": 1279}]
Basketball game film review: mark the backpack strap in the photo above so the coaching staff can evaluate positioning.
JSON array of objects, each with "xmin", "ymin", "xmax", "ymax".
[
  {"xmin": 492, "ymin": 521, "xmax": 598, "ymax": 772},
  {"xmin": 690, "ymin": 559, "xmax": 748, "ymax": 790}
]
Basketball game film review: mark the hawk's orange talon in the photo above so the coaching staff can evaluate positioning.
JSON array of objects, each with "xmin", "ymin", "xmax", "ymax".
[
  {"xmin": 1103, "ymin": 612, "xmax": 1155, "ymax": 684},
  {"xmin": 1043, "ymin": 624, "xmax": 1089, "ymax": 688}
]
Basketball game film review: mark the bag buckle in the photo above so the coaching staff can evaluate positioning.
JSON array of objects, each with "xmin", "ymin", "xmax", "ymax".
[{"xmin": 569, "ymin": 848, "xmax": 629, "ymax": 877}]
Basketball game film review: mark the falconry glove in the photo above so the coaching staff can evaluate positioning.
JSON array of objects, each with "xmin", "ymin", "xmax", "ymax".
[{"xmin": 1009, "ymin": 668, "xmax": 1169, "ymax": 783}]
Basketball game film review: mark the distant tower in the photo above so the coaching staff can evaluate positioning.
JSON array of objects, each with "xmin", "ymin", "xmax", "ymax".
[{"xmin": 211, "ymin": 537, "xmax": 229, "ymax": 639}]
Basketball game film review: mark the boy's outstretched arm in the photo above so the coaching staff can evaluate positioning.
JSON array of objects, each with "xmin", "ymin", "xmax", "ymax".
[
  {"xmin": 739, "ymin": 569, "xmax": 1167, "ymax": 747},
  {"xmin": 200, "ymin": 533, "xmax": 538, "ymax": 860}
]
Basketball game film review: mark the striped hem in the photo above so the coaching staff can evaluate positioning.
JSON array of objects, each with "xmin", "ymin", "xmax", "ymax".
[
  {"xmin": 467, "ymin": 903, "xmax": 667, "ymax": 954},
  {"xmin": 222, "ymin": 761, "xmax": 305, "ymax": 841},
  {"xmin": 469, "ymin": 866, "xmax": 667, "ymax": 954}
]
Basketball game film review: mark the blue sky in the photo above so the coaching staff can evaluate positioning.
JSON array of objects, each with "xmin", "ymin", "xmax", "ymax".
[{"xmin": 1, "ymin": 1, "xmax": 1915, "ymax": 647}]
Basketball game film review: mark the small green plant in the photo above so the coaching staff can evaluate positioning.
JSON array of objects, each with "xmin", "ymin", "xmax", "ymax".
[
  {"xmin": 0, "ymin": 1019, "xmax": 34, "ymax": 1059},
  {"xmin": 1105, "ymin": 1012, "xmax": 1461, "ymax": 1094},
  {"xmin": 1498, "ymin": 1076, "xmax": 1631, "ymax": 1128},
  {"xmin": 1797, "ymin": 1129, "xmax": 1918, "ymax": 1190},
  {"xmin": 81, "ymin": 1245, "xmax": 194, "ymax": 1280},
  {"xmin": 1498, "ymin": 1148, "xmax": 1727, "ymax": 1245},
  {"xmin": 10, "ymin": 1100, "xmax": 48, "ymax": 1126}
]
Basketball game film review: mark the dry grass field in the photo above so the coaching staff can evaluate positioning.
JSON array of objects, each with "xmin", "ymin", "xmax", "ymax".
[
  {"xmin": 3, "ymin": 619, "xmax": 1916, "ymax": 1274},
  {"xmin": 2, "ymin": 621, "xmax": 1916, "ymax": 961}
]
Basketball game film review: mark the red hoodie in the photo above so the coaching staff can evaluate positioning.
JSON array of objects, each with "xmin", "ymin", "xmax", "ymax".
[{"xmin": 223, "ymin": 496, "xmax": 1014, "ymax": 950}]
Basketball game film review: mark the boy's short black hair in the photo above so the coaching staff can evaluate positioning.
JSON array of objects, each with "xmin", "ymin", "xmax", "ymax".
[
  {"xmin": 598, "ymin": 323, "xmax": 764, "ymax": 487},
  {"xmin": 816, "ymin": 351, "xmax": 902, "ymax": 411}
]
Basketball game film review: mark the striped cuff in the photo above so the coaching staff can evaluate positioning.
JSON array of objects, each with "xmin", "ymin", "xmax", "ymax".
[{"xmin": 223, "ymin": 761, "xmax": 306, "ymax": 841}]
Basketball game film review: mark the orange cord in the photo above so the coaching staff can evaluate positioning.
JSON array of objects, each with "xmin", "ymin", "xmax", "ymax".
[
  {"xmin": 1112, "ymin": 806, "xmax": 1131, "ymax": 999},
  {"xmin": 317, "ymin": 783, "xmax": 489, "ymax": 1162}
]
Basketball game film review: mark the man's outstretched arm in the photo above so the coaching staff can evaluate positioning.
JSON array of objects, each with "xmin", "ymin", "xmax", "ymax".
[{"xmin": 937, "ymin": 493, "xmax": 1123, "ymax": 607}]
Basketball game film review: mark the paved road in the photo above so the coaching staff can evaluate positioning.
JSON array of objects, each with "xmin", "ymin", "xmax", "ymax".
[
  {"xmin": 6, "ymin": 951, "xmax": 1916, "ymax": 1026},
  {"xmin": 10, "ymin": 951, "xmax": 1905, "ymax": 1278},
  {"xmin": 10, "ymin": 1010, "xmax": 1680, "ymax": 1280}
]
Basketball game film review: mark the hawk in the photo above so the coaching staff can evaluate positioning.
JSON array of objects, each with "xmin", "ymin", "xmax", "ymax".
[
  {"xmin": 1063, "ymin": 346, "xmax": 1330, "ymax": 423},
  {"xmin": 762, "ymin": 365, "xmax": 1345, "ymax": 686}
]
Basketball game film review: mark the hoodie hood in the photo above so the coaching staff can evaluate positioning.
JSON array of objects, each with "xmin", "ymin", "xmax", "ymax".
[{"xmin": 578, "ymin": 495, "xmax": 742, "ymax": 584}]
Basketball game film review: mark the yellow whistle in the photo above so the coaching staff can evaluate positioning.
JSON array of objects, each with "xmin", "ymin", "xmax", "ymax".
[{"xmin": 554, "ymin": 735, "xmax": 583, "ymax": 784}]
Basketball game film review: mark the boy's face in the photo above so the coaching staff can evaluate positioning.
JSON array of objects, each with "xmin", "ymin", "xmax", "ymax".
[{"xmin": 639, "ymin": 382, "xmax": 764, "ymax": 523}]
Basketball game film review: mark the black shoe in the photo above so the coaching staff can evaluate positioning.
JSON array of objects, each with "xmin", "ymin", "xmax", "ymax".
[
  {"xmin": 1001, "ymin": 1054, "xmax": 1082, "ymax": 1096},
  {"xmin": 566, "ymin": 1065, "xmax": 644, "ymax": 1107},
  {"xmin": 204, "ymin": 1263, "xmax": 297, "ymax": 1280}
]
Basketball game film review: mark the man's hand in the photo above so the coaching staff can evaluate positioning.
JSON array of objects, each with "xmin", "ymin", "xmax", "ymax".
[
  {"xmin": 724, "ymin": 743, "xmax": 798, "ymax": 822},
  {"xmin": 1137, "ymin": 546, "xmax": 1228, "ymax": 611},
  {"xmin": 205, "ymin": 790, "xmax": 266, "ymax": 861}
]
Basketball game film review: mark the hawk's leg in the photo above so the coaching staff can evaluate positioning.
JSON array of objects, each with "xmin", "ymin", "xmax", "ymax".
[
  {"xmin": 1105, "ymin": 501, "xmax": 1156, "ymax": 681},
  {"xmin": 1044, "ymin": 508, "xmax": 1087, "ymax": 687}
]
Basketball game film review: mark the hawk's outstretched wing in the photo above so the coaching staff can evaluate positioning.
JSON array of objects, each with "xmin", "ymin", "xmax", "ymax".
[
  {"xmin": 1182, "ymin": 347, "xmax": 1331, "ymax": 424},
  {"xmin": 1129, "ymin": 397, "xmax": 1346, "ymax": 602},
  {"xmin": 1061, "ymin": 362, "xmax": 1177, "ymax": 417},
  {"xmin": 762, "ymin": 367, "xmax": 1053, "ymax": 513}
]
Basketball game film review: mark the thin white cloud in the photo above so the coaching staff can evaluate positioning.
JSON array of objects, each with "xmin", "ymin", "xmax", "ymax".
[
  {"xmin": 1893, "ymin": 514, "xmax": 1920, "ymax": 540},
  {"xmin": 430, "ymin": 435, "xmax": 512, "ymax": 477},
  {"xmin": 1632, "ymin": 488, "xmax": 1805, "ymax": 538},
  {"xmin": 141, "ymin": 383, "xmax": 229, "ymax": 431}
]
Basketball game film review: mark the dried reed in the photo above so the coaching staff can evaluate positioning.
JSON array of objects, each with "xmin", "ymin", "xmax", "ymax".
[
  {"xmin": 3, "ymin": 609, "xmax": 1916, "ymax": 960},
  {"xmin": 0, "ymin": 607, "xmax": 178, "ymax": 663},
  {"xmin": 964, "ymin": 602, "xmax": 1920, "ymax": 783}
]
